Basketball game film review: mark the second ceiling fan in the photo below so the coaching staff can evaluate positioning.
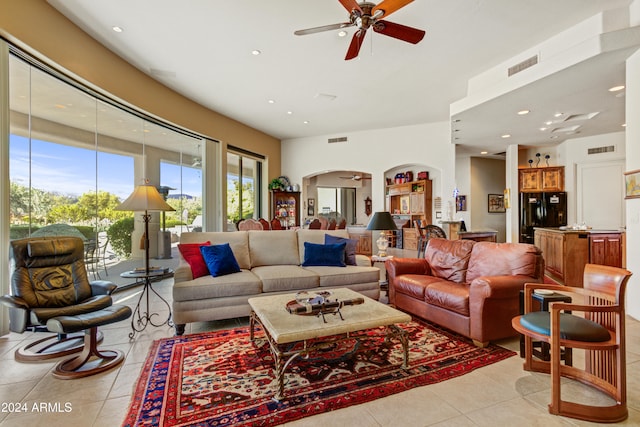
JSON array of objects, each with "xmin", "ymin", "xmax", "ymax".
[{"xmin": 294, "ymin": 0, "xmax": 426, "ymax": 60}]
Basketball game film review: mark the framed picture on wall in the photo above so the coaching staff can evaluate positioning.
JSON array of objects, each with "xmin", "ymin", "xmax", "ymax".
[
  {"xmin": 488, "ymin": 193, "xmax": 505, "ymax": 213},
  {"xmin": 307, "ymin": 198, "xmax": 315, "ymax": 215},
  {"xmin": 624, "ymin": 169, "xmax": 640, "ymax": 199},
  {"xmin": 456, "ymin": 195, "xmax": 467, "ymax": 212}
]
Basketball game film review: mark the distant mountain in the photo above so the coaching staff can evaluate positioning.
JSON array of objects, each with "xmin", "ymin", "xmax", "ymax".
[{"xmin": 168, "ymin": 194, "xmax": 193, "ymax": 199}]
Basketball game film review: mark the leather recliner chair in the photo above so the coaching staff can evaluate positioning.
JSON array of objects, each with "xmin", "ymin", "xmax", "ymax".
[{"xmin": 1, "ymin": 236, "xmax": 131, "ymax": 379}]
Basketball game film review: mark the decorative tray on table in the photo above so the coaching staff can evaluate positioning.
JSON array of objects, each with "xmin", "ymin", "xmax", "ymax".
[{"xmin": 286, "ymin": 291, "xmax": 364, "ymax": 322}]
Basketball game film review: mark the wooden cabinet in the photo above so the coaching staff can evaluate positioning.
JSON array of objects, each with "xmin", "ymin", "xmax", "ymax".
[
  {"xmin": 534, "ymin": 228, "xmax": 589, "ymax": 287},
  {"xmin": 271, "ymin": 191, "xmax": 300, "ymax": 227},
  {"xmin": 589, "ymin": 233, "xmax": 624, "ymax": 268},
  {"xmin": 440, "ymin": 221, "xmax": 461, "ymax": 241},
  {"xmin": 347, "ymin": 227, "xmax": 372, "ymax": 256},
  {"xmin": 402, "ymin": 228, "xmax": 419, "ymax": 251},
  {"xmin": 534, "ymin": 229, "xmax": 625, "ymax": 286},
  {"xmin": 384, "ymin": 179, "xmax": 432, "ymax": 250},
  {"xmin": 519, "ymin": 167, "xmax": 564, "ymax": 192}
]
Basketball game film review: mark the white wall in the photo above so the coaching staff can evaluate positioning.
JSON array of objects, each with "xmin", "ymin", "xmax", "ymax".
[
  {"xmin": 471, "ymin": 157, "xmax": 507, "ymax": 242},
  {"xmin": 562, "ymin": 132, "xmax": 626, "ymax": 226},
  {"xmin": 282, "ymin": 122, "xmax": 456, "ymax": 219},
  {"xmin": 626, "ymin": 49, "xmax": 640, "ymax": 320}
]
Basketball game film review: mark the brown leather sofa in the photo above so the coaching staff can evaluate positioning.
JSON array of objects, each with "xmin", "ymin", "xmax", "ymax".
[{"xmin": 387, "ymin": 238, "xmax": 544, "ymax": 347}]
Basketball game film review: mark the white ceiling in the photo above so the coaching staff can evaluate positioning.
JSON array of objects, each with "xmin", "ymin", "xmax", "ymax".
[{"xmin": 47, "ymin": 0, "xmax": 636, "ymax": 155}]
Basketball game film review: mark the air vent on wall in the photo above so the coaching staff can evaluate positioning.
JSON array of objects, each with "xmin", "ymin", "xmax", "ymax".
[
  {"xmin": 588, "ymin": 145, "xmax": 615, "ymax": 155},
  {"xmin": 508, "ymin": 55, "xmax": 538, "ymax": 77},
  {"xmin": 328, "ymin": 137, "xmax": 348, "ymax": 143}
]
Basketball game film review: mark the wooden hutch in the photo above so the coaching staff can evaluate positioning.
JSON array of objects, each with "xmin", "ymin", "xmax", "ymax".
[{"xmin": 385, "ymin": 179, "xmax": 432, "ymax": 250}]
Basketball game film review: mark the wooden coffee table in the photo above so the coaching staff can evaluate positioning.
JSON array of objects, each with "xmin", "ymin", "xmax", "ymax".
[{"xmin": 248, "ymin": 288, "xmax": 411, "ymax": 400}]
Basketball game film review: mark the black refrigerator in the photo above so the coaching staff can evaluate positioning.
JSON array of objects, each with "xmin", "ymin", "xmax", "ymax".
[{"xmin": 519, "ymin": 192, "xmax": 567, "ymax": 243}]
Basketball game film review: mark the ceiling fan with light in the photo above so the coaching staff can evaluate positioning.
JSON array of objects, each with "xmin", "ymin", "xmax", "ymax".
[
  {"xmin": 340, "ymin": 174, "xmax": 371, "ymax": 181},
  {"xmin": 294, "ymin": 0, "xmax": 425, "ymax": 60}
]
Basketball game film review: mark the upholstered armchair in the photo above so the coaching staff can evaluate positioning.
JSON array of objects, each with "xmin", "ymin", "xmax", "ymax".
[{"xmin": 1, "ymin": 237, "xmax": 131, "ymax": 379}]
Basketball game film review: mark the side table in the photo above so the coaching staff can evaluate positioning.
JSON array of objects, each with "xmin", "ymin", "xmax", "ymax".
[
  {"xmin": 371, "ymin": 255, "xmax": 393, "ymax": 296},
  {"xmin": 120, "ymin": 269, "xmax": 173, "ymax": 338},
  {"xmin": 518, "ymin": 290, "xmax": 572, "ymax": 365}
]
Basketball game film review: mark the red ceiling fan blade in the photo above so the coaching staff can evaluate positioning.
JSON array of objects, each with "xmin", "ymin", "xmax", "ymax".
[
  {"xmin": 345, "ymin": 29, "xmax": 367, "ymax": 60},
  {"xmin": 373, "ymin": 20, "xmax": 425, "ymax": 44},
  {"xmin": 339, "ymin": 0, "xmax": 363, "ymax": 14},
  {"xmin": 372, "ymin": 0, "xmax": 414, "ymax": 19}
]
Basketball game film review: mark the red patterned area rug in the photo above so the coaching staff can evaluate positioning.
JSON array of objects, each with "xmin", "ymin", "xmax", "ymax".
[{"xmin": 123, "ymin": 318, "xmax": 515, "ymax": 427}]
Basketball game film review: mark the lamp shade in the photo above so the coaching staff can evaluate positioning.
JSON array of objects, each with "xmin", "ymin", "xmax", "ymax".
[
  {"xmin": 115, "ymin": 184, "xmax": 175, "ymax": 212},
  {"xmin": 366, "ymin": 211, "xmax": 397, "ymax": 231}
]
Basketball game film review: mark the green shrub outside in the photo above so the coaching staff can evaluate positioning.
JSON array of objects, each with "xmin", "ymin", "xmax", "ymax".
[
  {"xmin": 107, "ymin": 217, "xmax": 134, "ymax": 258},
  {"xmin": 74, "ymin": 225, "xmax": 96, "ymax": 240}
]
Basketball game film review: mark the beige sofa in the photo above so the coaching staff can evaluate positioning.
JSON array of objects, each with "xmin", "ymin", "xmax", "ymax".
[{"xmin": 172, "ymin": 229, "xmax": 381, "ymax": 335}]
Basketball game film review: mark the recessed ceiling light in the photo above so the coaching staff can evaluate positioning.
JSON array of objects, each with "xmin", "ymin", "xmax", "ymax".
[
  {"xmin": 622, "ymin": 123, "xmax": 627, "ymax": 127},
  {"xmin": 539, "ymin": 127, "xmax": 548, "ymax": 131},
  {"xmin": 480, "ymin": 151, "xmax": 488, "ymax": 155},
  {"xmin": 517, "ymin": 110, "xmax": 530, "ymax": 115},
  {"xmin": 545, "ymin": 121, "xmax": 553, "ymax": 125},
  {"xmin": 287, "ymin": 111, "xmax": 293, "ymax": 115},
  {"xmin": 112, "ymin": 26, "xmax": 123, "ymax": 33},
  {"xmin": 303, "ymin": 120, "xmax": 310, "ymax": 124},
  {"xmin": 609, "ymin": 85, "xmax": 625, "ymax": 92},
  {"xmin": 251, "ymin": 49, "xmax": 261, "ymax": 56},
  {"xmin": 267, "ymin": 99, "xmax": 275, "ymax": 104},
  {"xmin": 338, "ymin": 30, "xmax": 347, "ymax": 37},
  {"xmin": 501, "ymin": 134, "xmax": 511, "ymax": 138},
  {"xmin": 554, "ymin": 112, "xmax": 563, "ymax": 117}
]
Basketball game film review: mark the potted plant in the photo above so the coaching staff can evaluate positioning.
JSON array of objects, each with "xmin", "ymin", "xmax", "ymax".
[{"xmin": 269, "ymin": 178, "xmax": 284, "ymax": 191}]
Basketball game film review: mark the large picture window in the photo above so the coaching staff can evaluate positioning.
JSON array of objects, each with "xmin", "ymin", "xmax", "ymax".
[{"xmin": 8, "ymin": 52, "xmax": 206, "ymax": 284}]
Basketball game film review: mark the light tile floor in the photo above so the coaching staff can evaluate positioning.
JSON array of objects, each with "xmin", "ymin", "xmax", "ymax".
[{"xmin": 1, "ymin": 276, "xmax": 639, "ymax": 427}]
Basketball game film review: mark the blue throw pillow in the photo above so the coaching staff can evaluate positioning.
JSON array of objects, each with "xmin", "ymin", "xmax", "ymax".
[
  {"xmin": 200, "ymin": 243, "xmax": 241, "ymax": 277},
  {"xmin": 302, "ymin": 241, "xmax": 346, "ymax": 267},
  {"xmin": 324, "ymin": 234, "xmax": 358, "ymax": 265}
]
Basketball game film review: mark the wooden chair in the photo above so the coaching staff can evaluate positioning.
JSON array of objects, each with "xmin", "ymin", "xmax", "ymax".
[
  {"xmin": 318, "ymin": 217, "xmax": 329, "ymax": 230},
  {"xmin": 512, "ymin": 264, "xmax": 632, "ymax": 423},
  {"xmin": 270, "ymin": 218, "xmax": 283, "ymax": 230},
  {"xmin": 327, "ymin": 219, "xmax": 337, "ymax": 230},
  {"xmin": 308, "ymin": 219, "xmax": 321, "ymax": 229},
  {"xmin": 417, "ymin": 224, "xmax": 446, "ymax": 258},
  {"xmin": 238, "ymin": 218, "xmax": 263, "ymax": 231},
  {"xmin": 258, "ymin": 218, "xmax": 270, "ymax": 230},
  {"xmin": 337, "ymin": 218, "xmax": 347, "ymax": 229}
]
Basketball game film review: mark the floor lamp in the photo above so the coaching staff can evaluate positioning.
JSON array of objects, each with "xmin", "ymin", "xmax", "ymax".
[
  {"xmin": 116, "ymin": 182, "xmax": 175, "ymax": 274},
  {"xmin": 116, "ymin": 182, "xmax": 175, "ymax": 337}
]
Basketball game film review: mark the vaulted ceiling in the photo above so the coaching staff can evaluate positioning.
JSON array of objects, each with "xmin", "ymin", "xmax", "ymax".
[{"xmin": 47, "ymin": 0, "xmax": 636, "ymax": 155}]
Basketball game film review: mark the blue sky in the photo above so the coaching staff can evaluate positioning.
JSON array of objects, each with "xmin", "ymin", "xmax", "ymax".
[{"xmin": 10, "ymin": 135, "xmax": 202, "ymax": 200}]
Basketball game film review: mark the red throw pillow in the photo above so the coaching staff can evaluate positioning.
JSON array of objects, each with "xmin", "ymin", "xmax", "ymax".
[{"xmin": 178, "ymin": 241, "xmax": 211, "ymax": 278}]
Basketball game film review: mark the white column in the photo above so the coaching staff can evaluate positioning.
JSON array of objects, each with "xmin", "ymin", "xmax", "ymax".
[{"xmin": 625, "ymin": 48, "xmax": 640, "ymax": 320}]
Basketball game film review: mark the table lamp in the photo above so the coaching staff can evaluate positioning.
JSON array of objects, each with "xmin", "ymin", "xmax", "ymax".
[
  {"xmin": 116, "ymin": 181, "xmax": 175, "ymax": 274},
  {"xmin": 366, "ymin": 211, "xmax": 397, "ymax": 257}
]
